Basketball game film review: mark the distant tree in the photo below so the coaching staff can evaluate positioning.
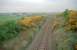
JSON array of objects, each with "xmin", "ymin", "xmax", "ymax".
[{"xmin": 63, "ymin": 9, "xmax": 69, "ymax": 21}]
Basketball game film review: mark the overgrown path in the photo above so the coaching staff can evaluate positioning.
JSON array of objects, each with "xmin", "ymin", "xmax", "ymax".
[{"xmin": 25, "ymin": 17, "xmax": 56, "ymax": 50}]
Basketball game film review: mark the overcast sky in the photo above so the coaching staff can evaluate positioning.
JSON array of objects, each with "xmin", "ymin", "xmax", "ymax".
[{"xmin": 0, "ymin": 0, "xmax": 77, "ymax": 13}]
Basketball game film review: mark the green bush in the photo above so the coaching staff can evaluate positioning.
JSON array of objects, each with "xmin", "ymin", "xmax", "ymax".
[
  {"xmin": 63, "ymin": 9, "xmax": 69, "ymax": 21},
  {"xmin": 0, "ymin": 21, "xmax": 20, "ymax": 44}
]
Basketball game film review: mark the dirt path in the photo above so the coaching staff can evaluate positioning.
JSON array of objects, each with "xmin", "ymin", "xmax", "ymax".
[{"xmin": 25, "ymin": 17, "xmax": 56, "ymax": 50}]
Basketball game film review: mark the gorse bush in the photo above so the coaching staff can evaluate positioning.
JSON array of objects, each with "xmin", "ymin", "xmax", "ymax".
[
  {"xmin": 0, "ymin": 21, "xmax": 20, "ymax": 44},
  {"xmin": 17, "ymin": 16, "xmax": 44, "ymax": 28},
  {"xmin": 55, "ymin": 10, "xmax": 77, "ymax": 50},
  {"xmin": 63, "ymin": 10, "xmax": 77, "ymax": 32}
]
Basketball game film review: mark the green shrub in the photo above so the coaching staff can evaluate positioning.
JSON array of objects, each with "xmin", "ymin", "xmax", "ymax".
[{"xmin": 0, "ymin": 21, "xmax": 20, "ymax": 44}]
